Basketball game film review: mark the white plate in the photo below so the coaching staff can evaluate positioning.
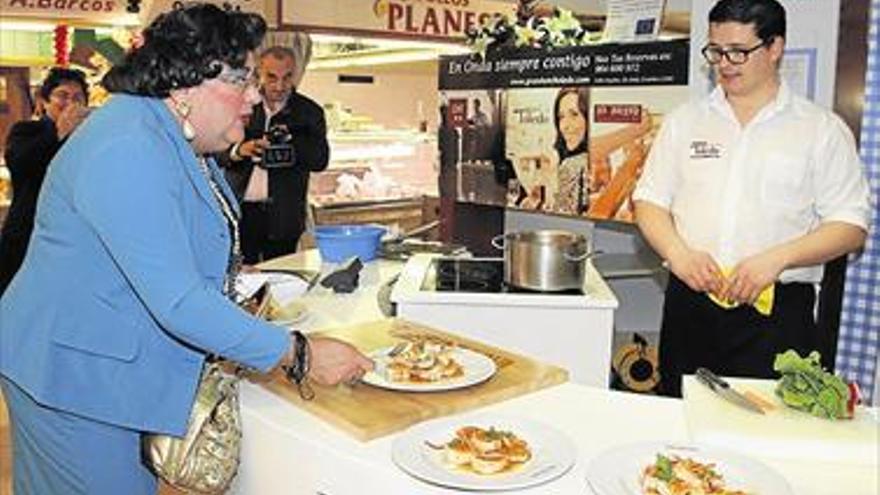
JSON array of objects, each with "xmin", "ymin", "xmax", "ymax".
[
  {"xmin": 269, "ymin": 301, "xmax": 310, "ymax": 326},
  {"xmin": 362, "ymin": 346, "xmax": 496, "ymax": 392},
  {"xmin": 585, "ymin": 442, "xmax": 793, "ymax": 495},
  {"xmin": 392, "ymin": 414, "xmax": 576, "ymax": 491}
]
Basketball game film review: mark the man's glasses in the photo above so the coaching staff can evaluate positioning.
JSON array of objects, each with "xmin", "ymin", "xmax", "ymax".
[
  {"xmin": 701, "ymin": 40, "xmax": 769, "ymax": 65},
  {"xmin": 215, "ymin": 66, "xmax": 259, "ymax": 92},
  {"xmin": 49, "ymin": 88, "xmax": 85, "ymax": 104}
]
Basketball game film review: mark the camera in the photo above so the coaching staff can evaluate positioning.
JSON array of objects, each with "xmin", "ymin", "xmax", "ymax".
[{"xmin": 261, "ymin": 124, "xmax": 295, "ymax": 168}]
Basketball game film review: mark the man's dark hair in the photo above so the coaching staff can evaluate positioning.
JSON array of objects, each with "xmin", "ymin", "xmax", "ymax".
[
  {"xmin": 39, "ymin": 67, "xmax": 89, "ymax": 102},
  {"xmin": 708, "ymin": 0, "xmax": 786, "ymax": 43},
  {"xmin": 102, "ymin": 2, "xmax": 266, "ymax": 97}
]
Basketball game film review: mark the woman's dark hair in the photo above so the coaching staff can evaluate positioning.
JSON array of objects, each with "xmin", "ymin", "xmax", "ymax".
[
  {"xmin": 102, "ymin": 2, "xmax": 266, "ymax": 97},
  {"xmin": 708, "ymin": 0, "xmax": 786, "ymax": 43},
  {"xmin": 39, "ymin": 67, "xmax": 89, "ymax": 102},
  {"xmin": 553, "ymin": 86, "xmax": 589, "ymax": 160}
]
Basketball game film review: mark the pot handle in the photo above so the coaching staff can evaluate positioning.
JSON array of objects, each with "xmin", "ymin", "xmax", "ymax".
[
  {"xmin": 490, "ymin": 234, "xmax": 506, "ymax": 250},
  {"xmin": 563, "ymin": 249, "xmax": 604, "ymax": 262}
]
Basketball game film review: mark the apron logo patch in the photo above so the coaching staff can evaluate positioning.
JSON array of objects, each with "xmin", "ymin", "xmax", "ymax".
[{"xmin": 689, "ymin": 140, "xmax": 723, "ymax": 159}]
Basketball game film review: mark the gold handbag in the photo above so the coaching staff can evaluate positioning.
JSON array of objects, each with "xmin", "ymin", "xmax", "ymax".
[
  {"xmin": 142, "ymin": 361, "xmax": 242, "ymax": 494},
  {"xmin": 142, "ymin": 285, "xmax": 273, "ymax": 494}
]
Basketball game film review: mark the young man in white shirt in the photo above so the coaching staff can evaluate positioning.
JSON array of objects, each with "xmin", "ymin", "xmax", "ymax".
[{"xmin": 633, "ymin": 0, "xmax": 870, "ymax": 397}]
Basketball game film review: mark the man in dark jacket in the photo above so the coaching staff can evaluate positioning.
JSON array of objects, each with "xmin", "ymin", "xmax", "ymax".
[
  {"xmin": 0, "ymin": 67, "xmax": 89, "ymax": 295},
  {"xmin": 221, "ymin": 46, "xmax": 329, "ymax": 263}
]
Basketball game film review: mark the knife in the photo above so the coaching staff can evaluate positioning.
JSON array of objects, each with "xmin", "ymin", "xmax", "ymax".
[{"xmin": 694, "ymin": 368, "xmax": 765, "ymax": 414}]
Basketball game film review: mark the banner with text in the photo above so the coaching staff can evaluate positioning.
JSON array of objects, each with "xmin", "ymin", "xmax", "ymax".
[
  {"xmin": 281, "ymin": 0, "xmax": 516, "ymax": 41},
  {"xmin": 440, "ymin": 39, "xmax": 689, "ymax": 90},
  {"xmin": 0, "ymin": 0, "xmax": 138, "ymax": 25}
]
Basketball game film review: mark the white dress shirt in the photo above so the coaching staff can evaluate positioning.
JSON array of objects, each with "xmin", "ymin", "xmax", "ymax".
[
  {"xmin": 633, "ymin": 81, "xmax": 871, "ymax": 283},
  {"xmin": 243, "ymin": 101, "xmax": 282, "ymax": 202}
]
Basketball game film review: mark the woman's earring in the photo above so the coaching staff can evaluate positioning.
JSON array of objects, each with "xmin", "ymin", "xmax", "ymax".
[{"xmin": 173, "ymin": 98, "xmax": 196, "ymax": 141}]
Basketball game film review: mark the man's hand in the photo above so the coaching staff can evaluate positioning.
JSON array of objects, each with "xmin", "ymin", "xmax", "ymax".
[
  {"xmin": 718, "ymin": 250, "xmax": 786, "ymax": 304},
  {"xmin": 56, "ymin": 103, "xmax": 89, "ymax": 139},
  {"xmin": 233, "ymin": 137, "xmax": 270, "ymax": 161},
  {"xmin": 306, "ymin": 337, "xmax": 374, "ymax": 386},
  {"xmin": 667, "ymin": 246, "xmax": 724, "ymax": 295}
]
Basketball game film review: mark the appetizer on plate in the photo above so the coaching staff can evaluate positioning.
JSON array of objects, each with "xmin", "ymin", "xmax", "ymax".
[
  {"xmin": 431, "ymin": 426, "xmax": 532, "ymax": 476},
  {"xmin": 641, "ymin": 453, "xmax": 750, "ymax": 495},
  {"xmin": 385, "ymin": 340, "xmax": 464, "ymax": 383}
]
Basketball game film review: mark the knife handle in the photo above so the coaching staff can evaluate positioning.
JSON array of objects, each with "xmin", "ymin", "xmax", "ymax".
[{"xmin": 695, "ymin": 367, "xmax": 729, "ymax": 390}]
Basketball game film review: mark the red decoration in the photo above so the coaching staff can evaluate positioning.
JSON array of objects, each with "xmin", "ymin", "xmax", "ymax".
[{"xmin": 54, "ymin": 25, "xmax": 69, "ymax": 67}]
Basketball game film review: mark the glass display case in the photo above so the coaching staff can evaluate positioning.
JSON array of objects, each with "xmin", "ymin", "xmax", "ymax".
[
  {"xmin": 309, "ymin": 130, "xmax": 440, "ymax": 236},
  {"xmin": 309, "ymin": 130, "xmax": 438, "ymax": 207}
]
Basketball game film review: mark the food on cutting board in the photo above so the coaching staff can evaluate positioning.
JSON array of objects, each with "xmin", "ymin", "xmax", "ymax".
[
  {"xmin": 384, "ymin": 340, "xmax": 464, "ymax": 383},
  {"xmin": 773, "ymin": 350, "xmax": 859, "ymax": 420},
  {"xmin": 640, "ymin": 453, "xmax": 750, "ymax": 495},
  {"xmin": 430, "ymin": 426, "xmax": 532, "ymax": 475}
]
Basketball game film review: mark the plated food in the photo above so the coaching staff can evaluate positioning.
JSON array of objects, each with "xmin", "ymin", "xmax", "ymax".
[
  {"xmin": 585, "ymin": 442, "xmax": 793, "ymax": 495},
  {"xmin": 392, "ymin": 414, "xmax": 576, "ymax": 491},
  {"xmin": 641, "ymin": 453, "xmax": 750, "ymax": 495},
  {"xmin": 385, "ymin": 339, "xmax": 464, "ymax": 383},
  {"xmin": 429, "ymin": 425, "xmax": 532, "ymax": 475},
  {"xmin": 361, "ymin": 340, "xmax": 497, "ymax": 392}
]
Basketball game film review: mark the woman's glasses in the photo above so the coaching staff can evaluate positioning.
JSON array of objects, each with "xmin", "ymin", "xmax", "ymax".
[
  {"xmin": 215, "ymin": 66, "xmax": 259, "ymax": 92},
  {"xmin": 701, "ymin": 40, "xmax": 769, "ymax": 65}
]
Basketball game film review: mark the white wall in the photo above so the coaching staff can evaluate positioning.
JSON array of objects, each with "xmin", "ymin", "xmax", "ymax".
[{"xmin": 298, "ymin": 60, "xmax": 440, "ymax": 131}]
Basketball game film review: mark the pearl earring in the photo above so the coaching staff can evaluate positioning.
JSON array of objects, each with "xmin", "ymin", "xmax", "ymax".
[{"xmin": 172, "ymin": 97, "xmax": 196, "ymax": 141}]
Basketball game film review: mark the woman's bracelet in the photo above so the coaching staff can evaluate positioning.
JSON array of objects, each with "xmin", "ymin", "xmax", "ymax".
[{"xmin": 285, "ymin": 331, "xmax": 314, "ymax": 400}]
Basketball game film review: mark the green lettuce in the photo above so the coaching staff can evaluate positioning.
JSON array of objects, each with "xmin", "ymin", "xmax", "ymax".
[{"xmin": 773, "ymin": 350, "xmax": 852, "ymax": 420}]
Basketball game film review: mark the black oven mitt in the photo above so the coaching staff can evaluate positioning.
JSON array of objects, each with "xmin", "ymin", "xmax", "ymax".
[{"xmin": 319, "ymin": 256, "xmax": 363, "ymax": 293}]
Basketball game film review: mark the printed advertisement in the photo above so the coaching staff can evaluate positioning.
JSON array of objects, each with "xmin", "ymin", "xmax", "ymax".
[{"xmin": 439, "ymin": 40, "xmax": 690, "ymax": 223}]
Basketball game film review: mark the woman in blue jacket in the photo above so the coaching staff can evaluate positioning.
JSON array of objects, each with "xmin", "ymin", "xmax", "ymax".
[{"xmin": 0, "ymin": 4, "xmax": 372, "ymax": 494}]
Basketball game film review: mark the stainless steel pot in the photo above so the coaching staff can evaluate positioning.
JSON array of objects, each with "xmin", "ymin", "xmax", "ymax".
[{"xmin": 492, "ymin": 230, "xmax": 593, "ymax": 292}]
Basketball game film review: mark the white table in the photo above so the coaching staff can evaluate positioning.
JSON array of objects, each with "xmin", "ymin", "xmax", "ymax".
[{"xmin": 236, "ymin": 252, "xmax": 878, "ymax": 495}]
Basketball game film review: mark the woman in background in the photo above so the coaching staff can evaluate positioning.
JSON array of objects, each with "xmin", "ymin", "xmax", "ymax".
[
  {"xmin": 0, "ymin": 67, "xmax": 90, "ymax": 295},
  {"xmin": 0, "ymin": 4, "xmax": 372, "ymax": 494},
  {"xmin": 552, "ymin": 86, "xmax": 590, "ymax": 215}
]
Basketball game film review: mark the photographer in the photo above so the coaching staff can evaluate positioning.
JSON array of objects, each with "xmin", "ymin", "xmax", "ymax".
[{"xmin": 220, "ymin": 44, "xmax": 329, "ymax": 263}]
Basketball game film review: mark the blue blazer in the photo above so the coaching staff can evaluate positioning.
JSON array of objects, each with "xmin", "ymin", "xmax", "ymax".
[{"xmin": 0, "ymin": 95, "xmax": 288, "ymax": 435}]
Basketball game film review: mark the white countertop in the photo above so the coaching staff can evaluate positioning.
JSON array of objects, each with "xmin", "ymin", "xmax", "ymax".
[{"xmin": 235, "ymin": 380, "xmax": 877, "ymax": 495}]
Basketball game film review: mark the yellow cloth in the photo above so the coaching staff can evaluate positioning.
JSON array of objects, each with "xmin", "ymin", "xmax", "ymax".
[{"xmin": 707, "ymin": 269, "xmax": 775, "ymax": 316}]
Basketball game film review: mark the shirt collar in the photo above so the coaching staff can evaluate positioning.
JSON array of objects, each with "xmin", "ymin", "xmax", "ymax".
[{"xmin": 708, "ymin": 78, "xmax": 792, "ymax": 126}]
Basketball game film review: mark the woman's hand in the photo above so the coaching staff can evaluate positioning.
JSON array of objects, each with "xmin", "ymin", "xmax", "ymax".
[{"xmin": 306, "ymin": 337, "xmax": 374, "ymax": 386}]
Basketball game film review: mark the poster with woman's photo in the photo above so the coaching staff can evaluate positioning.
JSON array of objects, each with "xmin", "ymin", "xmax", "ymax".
[{"xmin": 505, "ymin": 87, "xmax": 589, "ymax": 216}]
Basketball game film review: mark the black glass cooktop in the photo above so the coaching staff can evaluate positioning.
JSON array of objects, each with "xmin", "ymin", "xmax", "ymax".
[{"xmin": 420, "ymin": 258, "xmax": 583, "ymax": 295}]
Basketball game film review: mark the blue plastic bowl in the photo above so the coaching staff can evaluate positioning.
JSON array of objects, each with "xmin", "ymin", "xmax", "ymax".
[{"xmin": 314, "ymin": 224, "xmax": 386, "ymax": 262}]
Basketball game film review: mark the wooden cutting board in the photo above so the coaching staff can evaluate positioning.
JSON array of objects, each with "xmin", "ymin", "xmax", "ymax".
[
  {"xmin": 256, "ymin": 318, "xmax": 568, "ymax": 441},
  {"xmin": 683, "ymin": 376, "xmax": 879, "ymax": 466}
]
